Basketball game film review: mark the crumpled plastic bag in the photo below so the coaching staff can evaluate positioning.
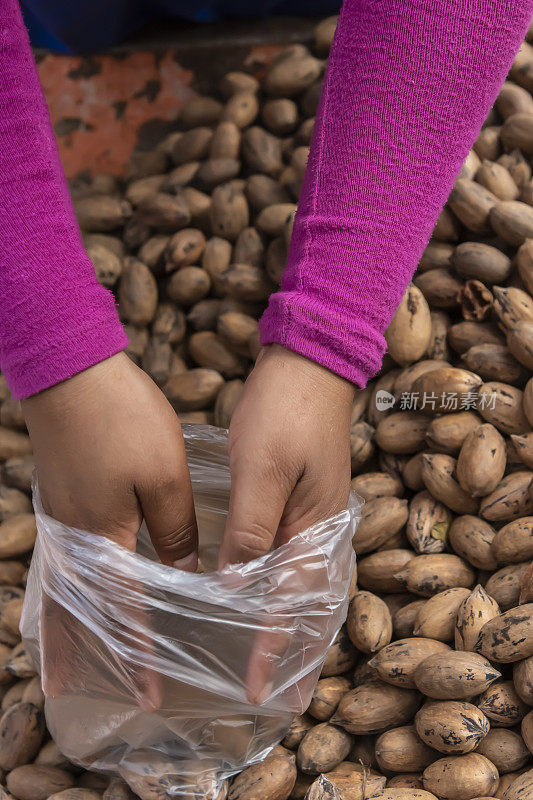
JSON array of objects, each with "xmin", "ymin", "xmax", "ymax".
[{"xmin": 20, "ymin": 424, "xmax": 361, "ymax": 800}]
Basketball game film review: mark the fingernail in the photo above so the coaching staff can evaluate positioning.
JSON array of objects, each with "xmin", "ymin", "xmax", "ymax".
[
  {"xmin": 173, "ymin": 552, "xmax": 198, "ymax": 572},
  {"xmin": 139, "ymin": 694, "xmax": 157, "ymax": 712},
  {"xmin": 256, "ymin": 681, "xmax": 273, "ymax": 705},
  {"xmin": 137, "ymin": 674, "xmax": 161, "ymax": 712}
]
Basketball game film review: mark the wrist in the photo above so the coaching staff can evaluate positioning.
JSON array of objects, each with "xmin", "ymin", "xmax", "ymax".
[
  {"xmin": 21, "ymin": 353, "xmax": 127, "ymax": 424},
  {"xmin": 257, "ymin": 344, "xmax": 356, "ymax": 405}
]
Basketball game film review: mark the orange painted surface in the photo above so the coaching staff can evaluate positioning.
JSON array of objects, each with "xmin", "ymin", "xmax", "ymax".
[
  {"xmin": 37, "ymin": 51, "xmax": 195, "ymax": 177},
  {"xmin": 37, "ymin": 43, "xmax": 287, "ymax": 178},
  {"xmin": 243, "ymin": 43, "xmax": 287, "ymax": 78}
]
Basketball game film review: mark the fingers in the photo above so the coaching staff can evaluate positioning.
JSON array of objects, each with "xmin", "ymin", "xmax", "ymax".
[
  {"xmin": 40, "ymin": 593, "xmax": 80, "ymax": 698},
  {"xmin": 221, "ymin": 451, "xmax": 350, "ymax": 706},
  {"xmin": 138, "ymin": 463, "xmax": 199, "ymax": 571},
  {"xmin": 245, "ymin": 627, "xmax": 291, "ymax": 705},
  {"xmin": 275, "ymin": 472, "xmax": 350, "ymax": 546},
  {"xmin": 218, "ymin": 454, "xmax": 293, "ymax": 569}
]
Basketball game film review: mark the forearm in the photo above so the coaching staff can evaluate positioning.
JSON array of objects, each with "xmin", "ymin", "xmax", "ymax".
[
  {"xmin": 260, "ymin": 0, "xmax": 533, "ymax": 386},
  {"xmin": 0, "ymin": 0, "xmax": 127, "ymax": 400}
]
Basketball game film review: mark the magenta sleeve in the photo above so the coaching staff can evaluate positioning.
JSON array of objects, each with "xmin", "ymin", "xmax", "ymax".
[
  {"xmin": 0, "ymin": 0, "xmax": 127, "ymax": 400},
  {"xmin": 259, "ymin": 0, "xmax": 533, "ymax": 387}
]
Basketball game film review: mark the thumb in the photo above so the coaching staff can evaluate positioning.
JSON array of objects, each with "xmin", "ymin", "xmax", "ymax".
[
  {"xmin": 219, "ymin": 452, "xmax": 296, "ymax": 706},
  {"xmin": 138, "ymin": 469, "xmax": 198, "ymax": 571},
  {"xmin": 218, "ymin": 455, "xmax": 292, "ymax": 569}
]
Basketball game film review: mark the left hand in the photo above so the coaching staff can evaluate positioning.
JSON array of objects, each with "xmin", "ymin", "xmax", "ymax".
[
  {"xmin": 218, "ymin": 344, "xmax": 355, "ymax": 701},
  {"xmin": 219, "ymin": 345, "xmax": 355, "ymax": 568}
]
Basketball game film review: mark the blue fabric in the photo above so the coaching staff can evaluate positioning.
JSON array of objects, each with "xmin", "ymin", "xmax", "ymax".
[{"xmin": 21, "ymin": 0, "xmax": 341, "ymax": 53}]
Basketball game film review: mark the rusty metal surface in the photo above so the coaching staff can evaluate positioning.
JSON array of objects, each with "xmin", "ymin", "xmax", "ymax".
[{"xmin": 35, "ymin": 17, "xmax": 316, "ymax": 178}]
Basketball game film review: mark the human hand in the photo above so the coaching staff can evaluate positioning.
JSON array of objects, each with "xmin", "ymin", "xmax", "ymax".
[
  {"xmin": 22, "ymin": 351, "xmax": 197, "ymax": 569},
  {"xmin": 22, "ymin": 352, "xmax": 198, "ymax": 708},
  {"xmin": 218, "ymin": 344, "xmax": 355, "ymax": 703},
  {"xmin": 219, "ymin": 345, "xmax": 354, "ymax": 567}
]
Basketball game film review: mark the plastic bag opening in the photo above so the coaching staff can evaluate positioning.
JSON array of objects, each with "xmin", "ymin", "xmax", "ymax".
[{"xmin": 21, "ymin": 425, "xmax": 362, "ymax": 800}]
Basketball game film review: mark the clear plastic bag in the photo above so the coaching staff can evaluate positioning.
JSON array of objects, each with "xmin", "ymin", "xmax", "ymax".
[{"xmin": 21, "ymin": 425, "xmax": 361, "ymax": 800}]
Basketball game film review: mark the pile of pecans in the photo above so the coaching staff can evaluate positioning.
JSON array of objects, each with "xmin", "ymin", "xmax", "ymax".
[{"xmin": 2, "ymin": 13, "xmax": 533, "ymax": 800}]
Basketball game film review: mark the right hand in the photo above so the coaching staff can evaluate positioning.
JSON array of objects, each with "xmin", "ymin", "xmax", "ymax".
[{"xmin": 22, "ymin": 351, "xmax": 198, "ymax": 569}]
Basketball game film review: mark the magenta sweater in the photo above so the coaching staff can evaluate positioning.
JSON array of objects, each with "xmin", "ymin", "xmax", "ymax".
[{"xmin": 1, "ymin": 0, "xmax": 532, "ymax": 399}]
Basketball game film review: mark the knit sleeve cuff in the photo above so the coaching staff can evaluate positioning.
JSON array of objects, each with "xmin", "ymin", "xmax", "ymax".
[
  {"xmin": 259, "ymin": 290, "xmax": 387, "ymax": 389},
  {"xmin": 2, "ymin": 285, "xmax": 128, "ymax": 400}
]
